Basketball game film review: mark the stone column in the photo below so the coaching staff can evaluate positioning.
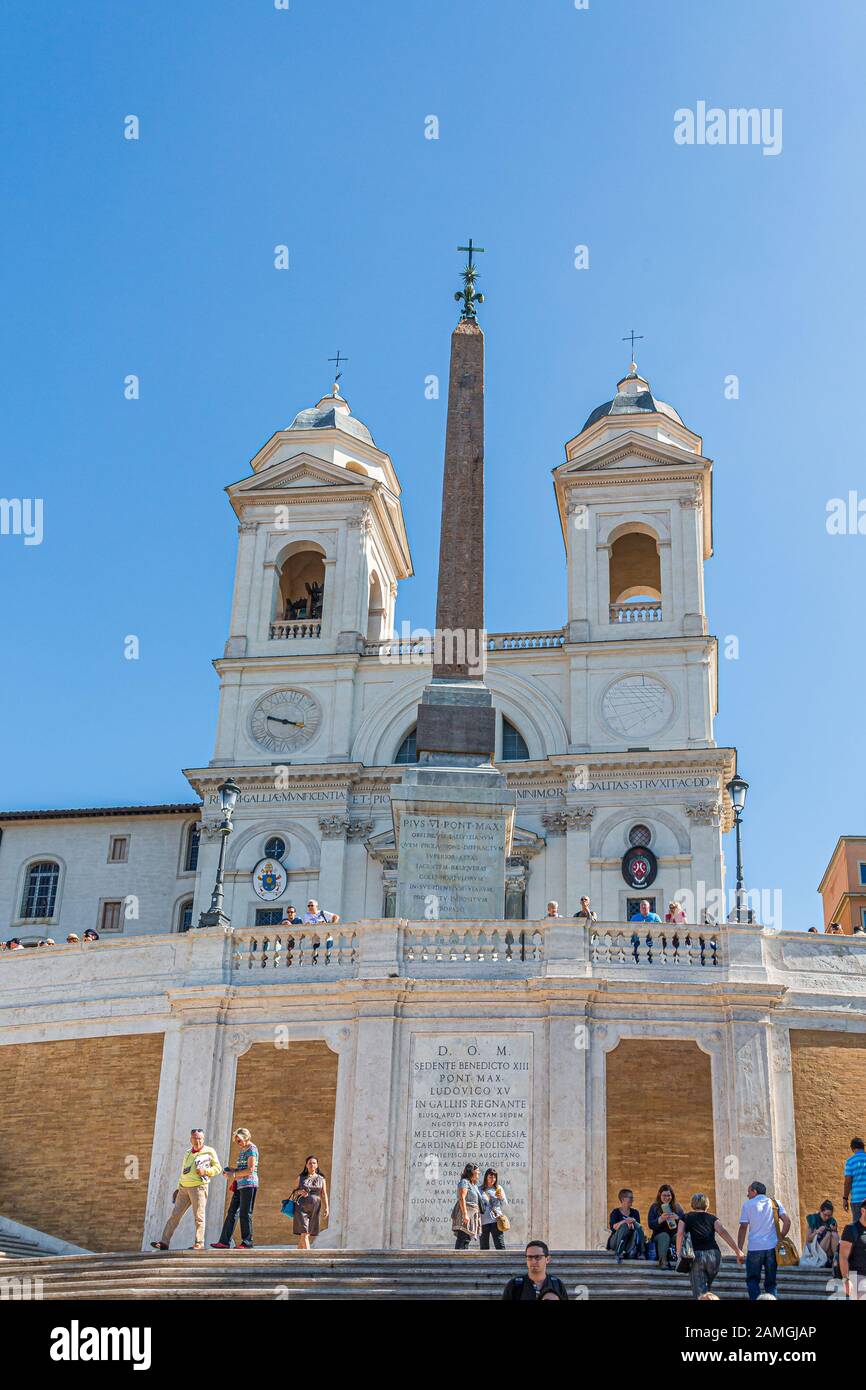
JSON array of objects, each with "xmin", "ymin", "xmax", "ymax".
[
  {"xmin": 566, "ymin": 496, "xmax": 591, "ymax": 642},
  {"xmin": 342, "ymin": 820, "xmax": 374, "ymax": 921},
  {"xmin": 595, "ymin": 541, "xmax": 611, "ymax": 627},
  {"xmin": 546, "ymin": 1002, "xmax": 593, "ymax": 1247},
  {"xmin": 685, "ymin": 800, "xmax": 723, "ymax": 911},
  {"xmin": 341, "ymin": 999, "xmax": 399, "ymax": 1247},
  {"xmin": 564, "ymin": 806, "xmax": 595, "ymax": 916},
  {"xmin": 768, "ymin": 1023, "xmax": 802, "ymax": 1246},
  {"xmin": 317, "ymin": 816, "xmax": 349, "ymax": 918},
  {"xmin": 541, "ymin": 812, "xmax": 567, "ymax": 912},
  {"xmin": 724, "ymin": 1013, "xmax": 779, "ymax": 1230},
  {"xmin": 142, "ymin": 999, "xmax": 232, "ymax": 1249}
]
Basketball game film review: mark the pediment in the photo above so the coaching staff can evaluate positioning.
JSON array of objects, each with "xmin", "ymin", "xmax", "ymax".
[
  {"xmin": 559, "ymin": 430, "xmax": 704, "ymax": 476},
  {"xmin": 232, "ymin": 453, "xmax": 370, "ymax": 495}
]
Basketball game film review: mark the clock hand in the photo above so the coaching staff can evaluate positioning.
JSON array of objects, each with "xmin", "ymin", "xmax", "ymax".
[{"xmin": 266, "ymin": 715, "xmax": 305, "ymax": 728}]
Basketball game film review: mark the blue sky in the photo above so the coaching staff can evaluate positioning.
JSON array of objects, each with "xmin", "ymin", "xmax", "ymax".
[{"xmin": 1, "ymin": 0, "xmax": 863, "ymax": 928}]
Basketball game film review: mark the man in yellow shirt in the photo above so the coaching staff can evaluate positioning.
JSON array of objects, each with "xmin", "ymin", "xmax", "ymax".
[{"xmin": 151, "ymin": 1129, "xmax": 223, "ymax": 1251}]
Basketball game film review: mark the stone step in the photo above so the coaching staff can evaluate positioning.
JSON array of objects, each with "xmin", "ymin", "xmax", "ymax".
[{"xmin": 2, "ymin": 1248, "xmax": 831, "ymax": 1301}]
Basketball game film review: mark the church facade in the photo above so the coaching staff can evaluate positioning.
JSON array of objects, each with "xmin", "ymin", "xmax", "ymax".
[
  {"xmin": 2, "ymin": 338, "xmax": 866, "ymax": 1264},
  {"xmin": 1, "ymin": 361, "xmax": 738, "ymax": 940}
]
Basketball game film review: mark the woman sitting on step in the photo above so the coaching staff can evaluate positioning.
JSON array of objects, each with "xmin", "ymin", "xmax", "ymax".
[{"xmin": 647, "ymin": 1183, "xmax": 686, "ymax": 1268}]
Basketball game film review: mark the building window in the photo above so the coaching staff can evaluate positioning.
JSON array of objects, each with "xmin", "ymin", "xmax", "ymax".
[
  {"xmin": 255, "ymin": 908, "xmax": 284, "ymax": 927},
  {"xmin": 184, "ymin": 825, "xmax": 200, "ymax": 872},
  {"xmin": 382, "ymin": 882, "xmax": 397, "ymax": 918},
  {"xmin": 859, "ymin": 863, "xmax": 866, "ymax": 887},
  {"xmin": 99, "ymin": 900, "xmax": 124, "ymax": 933},
  {"xmin": 108, "ymin": 835, "xmax": 129, "ymax": 863},
  {"xmin": 394, "ymin": 728, "xmax": 417, "ymax": 764},
  {"xmin": 628, "ymin": 824, "xmax": 652, "ymax": 848},
  {"xmin": 627, "ymin": 896, "xmax": 657, "ymax": 919},
  {"xmin": 264, "ymin": 836, "xmax": 287, "ymax": 861},
  {"xmin": 177, "ymin": 899, "xmax": 194, "ymax": 933},
  {"xmin": 502, "ymin": 719, "xmax": 529, "ymax": 761},
  {"xmin": 21, "ymin": 861, "xmax": 60, "ymax": 919}
]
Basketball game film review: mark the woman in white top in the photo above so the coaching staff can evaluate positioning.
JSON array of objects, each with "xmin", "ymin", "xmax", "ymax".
[{"xmin": 479, "ymin": 1168, "xmax": 509, "ymax": 1250}]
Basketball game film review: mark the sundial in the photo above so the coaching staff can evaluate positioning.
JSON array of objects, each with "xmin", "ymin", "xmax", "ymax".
[{"xmin": 601, "ymin": 675, "xmax": 673, "ymax": 738}]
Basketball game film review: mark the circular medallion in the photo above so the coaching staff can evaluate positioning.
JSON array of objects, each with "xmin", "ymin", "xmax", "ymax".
[
  {"xmin": 249, "ymin": 688, "xmax": 322, "ymax": 753},
  {"xmin": 601, "ymin": 675, "xmax": 674, "ymax": 739},
  {"xmin": 622, "ymin": 845, "xmax": 658, "ymax": 890},
  {"xmin": 252, "ymin": 857, "xmax": 288, "ymax": 901}
]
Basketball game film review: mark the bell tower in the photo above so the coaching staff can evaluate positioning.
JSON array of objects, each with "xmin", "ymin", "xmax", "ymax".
[{"xmin": 554, "ymin": 360, "xmax": 716, "ymax": 754}]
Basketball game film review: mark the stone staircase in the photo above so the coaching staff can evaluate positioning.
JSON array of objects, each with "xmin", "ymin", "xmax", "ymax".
[
  {"xmin": 0, "ymin": 1230, "xmax": 49, "ymax": 1260},
  {"xmin": 1, "ymin": 1249, "xmax": 834, "ymax": 1300}
]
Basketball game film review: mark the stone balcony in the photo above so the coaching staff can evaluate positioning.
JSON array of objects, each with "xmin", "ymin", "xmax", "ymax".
[{"xmin": 3, "ymin": 922, "xmax": 865, "ymax": 1012}]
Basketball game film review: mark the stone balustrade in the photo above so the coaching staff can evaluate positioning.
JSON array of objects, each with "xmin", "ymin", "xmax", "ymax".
[
  {"xmin": 269, "ymin": 618, "xmax": 322, "ymax": 639},
  {"xmin": 402, "ymin": 924, "xmax": 544, "ymax": 967},
  {"xmin": 2, "ymin": 923, "xmax": 865, "ymax": 1001},
  {"xmin": 590, "ymin": 924, "xmax": 721, "ymax": 967},
  {"xmin": 609, "ymin": 601, "xmax": 663, "ymax": 623},
  {"xmin": 231, "ymin": 929, "xmax": 358, "ymax": 974},
  {"xmin": 362, "ymin": 629, "xmax": 566, "ymax": 659}
]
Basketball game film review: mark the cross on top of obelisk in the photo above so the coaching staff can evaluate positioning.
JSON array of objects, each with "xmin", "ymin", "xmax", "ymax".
[{"xmin": 455, "ymin": 239, "xmax": 485, "ymax": 321}]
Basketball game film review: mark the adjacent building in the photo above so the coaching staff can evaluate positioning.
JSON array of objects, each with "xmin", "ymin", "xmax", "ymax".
[{"xmin": 818, "ymin": 836, "xmax": 866, "ymax": 933}]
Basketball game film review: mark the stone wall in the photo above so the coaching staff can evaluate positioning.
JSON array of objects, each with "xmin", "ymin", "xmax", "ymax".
[
  {"xmin": 0, "ymin": 1033, "xmax": 164, "ymax": 1250},
  {"xmin": 224, "ymin": 1040, "xmax": 339, "ymax": 1246},
  {"xmin": 791, "ymin": 1029, "xmax": 866, "ymax": 1231},
  {"xmin": 606, "ymin": 1038, "xmax": 716, "ymax": 1230}
]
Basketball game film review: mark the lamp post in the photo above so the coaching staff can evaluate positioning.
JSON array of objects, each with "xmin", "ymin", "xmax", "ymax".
[
  {"xmin": 197, "ymin": 779, "xmax": 241, "ymax": 930},
  {"xmin": 725, "ymin": 773, "xmax": 749, "ymax": 924}
]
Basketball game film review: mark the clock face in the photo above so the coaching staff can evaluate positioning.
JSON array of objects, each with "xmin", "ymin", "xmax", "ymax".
[
  {"xmin": 601, "ymin": 675, "xmax": 674, "ymax": 739},
  {"xmin": 249, "ymin": 688, "xmax": 322, "ymax": 754}
]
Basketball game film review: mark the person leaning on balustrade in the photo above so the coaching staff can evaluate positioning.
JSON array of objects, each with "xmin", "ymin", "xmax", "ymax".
[{"xmin": 573, "ymin": 895, "xmax": 597, "ymax": 923}]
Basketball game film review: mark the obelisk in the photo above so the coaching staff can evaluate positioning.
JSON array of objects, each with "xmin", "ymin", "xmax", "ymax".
[{"xmin": 390, "ymin": 243, "xmax": 516, "ymax": 920}]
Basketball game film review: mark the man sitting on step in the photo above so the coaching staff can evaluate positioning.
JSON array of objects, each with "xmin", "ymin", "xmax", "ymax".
[{"xmin": 608, "ymin": 1189, "xmax": 646, "ymax": 1262}]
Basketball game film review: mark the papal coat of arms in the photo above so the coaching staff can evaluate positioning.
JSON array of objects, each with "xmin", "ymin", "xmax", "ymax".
[{"xmin": 251, "ymin": 857, "xmax": 288, "ymax": 901}]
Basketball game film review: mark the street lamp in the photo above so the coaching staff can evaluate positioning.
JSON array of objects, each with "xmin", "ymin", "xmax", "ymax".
[
  {"xmin": 725, "ymin": 773, "xmax": 749, "ymax": 924},
  {"xmin": 197, "ymin": 778, "xmax": 242, "ymax": 930}
]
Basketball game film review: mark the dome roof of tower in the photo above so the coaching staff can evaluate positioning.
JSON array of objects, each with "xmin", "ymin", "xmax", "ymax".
[
  {"xmin": 288, "ymin": 387, "xmax": 374, "ymax": 446},
  {"xmin": 581, "ymin": 365, "xmax": 684, "ymax": 433}
]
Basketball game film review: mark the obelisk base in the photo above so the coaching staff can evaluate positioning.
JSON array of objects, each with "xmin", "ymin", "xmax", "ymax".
[{"xmin": 391, "ymin": 766, "xmax": 516, "ymax": 921}]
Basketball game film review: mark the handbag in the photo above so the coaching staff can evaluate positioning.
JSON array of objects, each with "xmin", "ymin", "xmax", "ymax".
[
  {"xmin": 800, "ymin": 1236, "xmax": 828, "ymax": 1268},
  {"xmin": 496, "ymin": 1211, "xmax": 511, "ymax": 1233},
  {"xmin": 771, "ymin": 1199, "xmax": 800, "ymax": 1266},
  {"xmin": 281, "ymin": 1198, "xmax": 296, "ymax": 1218},
  {"xmin": 676, "ymin": 1230, "xmax": 695, "ymax": 1273}
]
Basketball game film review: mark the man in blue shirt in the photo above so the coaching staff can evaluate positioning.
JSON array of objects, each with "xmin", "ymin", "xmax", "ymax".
[
  {"xmin": 629, "ymin": 899, "xmax": 661, "ymax": 923},
  {"xmin": 843, "ymin": 1137, "xmax": 866, "ymax": 1224}
]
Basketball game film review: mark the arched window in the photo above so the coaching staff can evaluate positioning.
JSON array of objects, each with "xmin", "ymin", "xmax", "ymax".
[
  {"xmin": 21, "ymin": 861, "xmax": 60, "ymax": 919},
  {"xmin": 502, "ymin": 719, "xmax": 529, "ymax": 761},
  {"xmin": 264, "ymin": 836, "xmax": 287, "ymax": 861},
  {"xmin": 184, "ymin": 824, "xmax": 200, "ymax": 872},
  {"xmin": 177, "ymin": 897, "xmax": 194, "ymax": 933},
  {"xmin": 394, "ymin": 728, "xmax": 417, "ymax": 764},
  {"xmin": 608, "ymin": 528, "xmax": 662, "ymax": 623},
  {"xmin": 274, "ymin": 544, "xmax": 326, "ymax": 633}
]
